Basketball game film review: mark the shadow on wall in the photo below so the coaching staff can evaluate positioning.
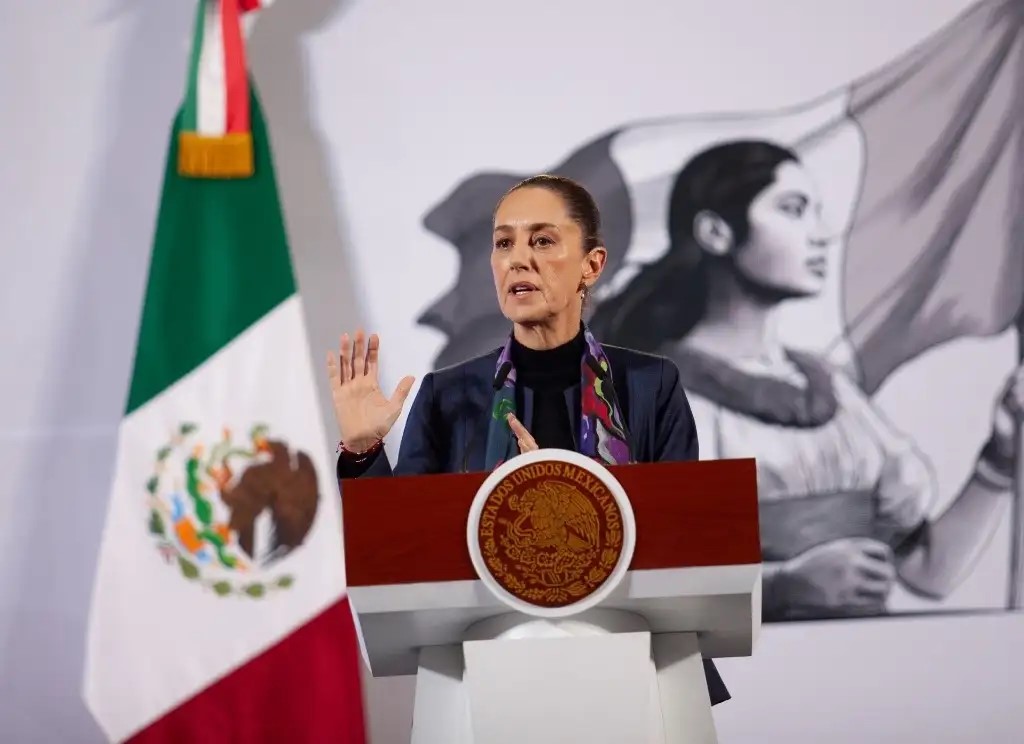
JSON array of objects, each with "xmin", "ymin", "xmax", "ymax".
[
  {"xmin": 1, "ymin": 0, "xmax": 378, "ymax": 742},
  {"xmin": 248, "ymin": 0, "xmax": 366, "ymax": 440},
  {"xmin": 250, "ymin": 9, "xmax": 418, "ymax": 741}
]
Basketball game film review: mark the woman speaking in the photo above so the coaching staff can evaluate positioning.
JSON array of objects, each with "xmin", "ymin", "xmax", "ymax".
[{"xmin": 326, "ymin": 174, "xmax": 729, "ymax": 705}]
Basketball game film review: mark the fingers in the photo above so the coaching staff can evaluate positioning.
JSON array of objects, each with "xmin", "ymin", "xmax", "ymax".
[
  {"xmin": 847, "ymin": 538, "xmax": 895, "ymax": 582},
  {"xmin": 506, "ymin": 413, "xmax": 529, "ymax": 440},
  {"xmin": 849, "ymin": 538, "xmax": 895, "ymax": 603},
  {"xmin": 383, "ymin": 376, "xmax": 417, "ymax": 433},
  {"xmin": 390, "ymin": 375, "xmax": 416, "ymax": 406},
  {"xmin": 507, "ymin": 413, "xmax": 539, "ymax": 453},
  {"xmin": 338, "ymin": 333, "xmax": 353, "ymax": 383},
  {"xmin": 366, "ymin": 333, "xmax": 381, "ymax": 378},
  {"xmin": 854, "ymin": 557, "xmax": 895, "ymax": 582},
  {"xmin": 851, "ymin": 578, "xmax": 892, "ymax": 603},
  {"xmin": 851, "ymin": 567, "xmax": 894, "ymax": 603},
  {"xmin": 352, "ymin": 329, "xmax": 367, "ymax": 377},
  {"xmin": 326, "ymin": 350, "xmax": 342, "ymax": 392},
  {"xmin": 334, "ymin": 330, "xmax": 377, "ymax": 385},
  {"xmin": 849, "ymin": 537, "xmax": 893, "ymax": 563},
  {"xmin": 854, "ymin": 562, "xmax": 896, "ymax": 600}
]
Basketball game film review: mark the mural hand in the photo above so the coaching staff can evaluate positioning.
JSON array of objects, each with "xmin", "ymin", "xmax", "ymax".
[{"xmin": 779, "ymin": 538, "xmax": 895, "ymax": 616}]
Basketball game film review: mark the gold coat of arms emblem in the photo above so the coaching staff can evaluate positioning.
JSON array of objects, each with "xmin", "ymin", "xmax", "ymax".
[{"xmin": 474, "ymin": 456, "xmax": 627, "ymax": 609}]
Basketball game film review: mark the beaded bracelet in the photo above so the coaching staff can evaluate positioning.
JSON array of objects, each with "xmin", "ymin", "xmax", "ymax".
[{"xmin": 336, "ymin": 438, "xmax": 383, "ymax": 461}]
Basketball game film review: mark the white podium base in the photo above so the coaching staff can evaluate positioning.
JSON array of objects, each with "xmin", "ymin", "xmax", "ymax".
[{"xmin": 410, "ymin": 610, "xmax": 718, "ymax": 744}]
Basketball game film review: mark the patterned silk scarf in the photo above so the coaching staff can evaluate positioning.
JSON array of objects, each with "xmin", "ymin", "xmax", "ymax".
[{"xmin": 483, "ymin": 327, "xmax": 632, "ymax": 469}]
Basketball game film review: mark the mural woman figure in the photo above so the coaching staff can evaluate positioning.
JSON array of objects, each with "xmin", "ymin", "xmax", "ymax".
[{"xmin": 589, "ymin": 139, "xmax": 1024, "ymax": 621}]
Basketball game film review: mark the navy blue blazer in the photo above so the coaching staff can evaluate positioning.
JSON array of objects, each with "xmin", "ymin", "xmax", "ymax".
[{"xmin": 336, "ymin": 343, "xmax": 730, "ymax": 705}]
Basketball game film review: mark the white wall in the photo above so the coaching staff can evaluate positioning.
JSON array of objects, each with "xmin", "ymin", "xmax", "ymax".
[{"xmin": 2, "ymin": 1, "xmax": 1022, "ymax": 742}]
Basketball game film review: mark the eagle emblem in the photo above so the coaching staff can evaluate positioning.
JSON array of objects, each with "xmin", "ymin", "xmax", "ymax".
[
  {"xmin": 477, "ymin": 463, "xmax": 625, "ymax": 608},
  {"xmin": 506, "ymin": 481, "xmax": 601, "ymax": 572},
  {"xmin": 145, "ymin": 421, "xmax": 319, "ymax": 598}
]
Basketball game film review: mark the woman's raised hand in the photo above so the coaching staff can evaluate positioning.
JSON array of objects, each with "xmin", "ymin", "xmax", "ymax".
[{"xmin": 326, "ymin": 330, "xmax": 415, "ymax": 452}]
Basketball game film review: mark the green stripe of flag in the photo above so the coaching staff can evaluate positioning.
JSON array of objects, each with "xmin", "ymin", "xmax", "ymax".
[
  {"xmin": 180, "ymin": 0, "xmax": 206, "ymax": 133},
  {"xmin": 126, "ymin": 87, "xmax": 296, "ymax": 415}
]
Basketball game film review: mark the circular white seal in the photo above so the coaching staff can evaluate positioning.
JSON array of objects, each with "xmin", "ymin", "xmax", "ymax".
[{"xmin": 466, "ymin": 448, "xmax": 636, "ymax": 618}]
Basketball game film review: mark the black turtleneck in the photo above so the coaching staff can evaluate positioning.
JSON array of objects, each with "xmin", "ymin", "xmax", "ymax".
[{"xmin": 510, "ymin": 327, "xmax": 585, "ymax": 450}]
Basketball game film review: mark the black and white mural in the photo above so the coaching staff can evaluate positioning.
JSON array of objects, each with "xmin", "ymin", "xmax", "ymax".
[{"xmin": 416, "ymin": 0, "xmax": 1024, "ymax": 622}]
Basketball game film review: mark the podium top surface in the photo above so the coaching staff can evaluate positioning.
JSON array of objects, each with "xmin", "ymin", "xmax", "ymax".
[{"xmin": 342, "ymin": 457, "xmax": 759, "ymax": 589}]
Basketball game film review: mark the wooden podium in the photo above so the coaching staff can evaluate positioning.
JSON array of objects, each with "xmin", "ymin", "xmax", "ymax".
[{"xmin": 341, "ymin": 452, "xmax": 761, "ymax": 744}]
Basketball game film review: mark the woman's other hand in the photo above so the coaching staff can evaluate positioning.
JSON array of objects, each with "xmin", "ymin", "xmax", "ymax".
[{"xmin": 507, "ymin": 413, "xmax": 539, "ymax": 454}]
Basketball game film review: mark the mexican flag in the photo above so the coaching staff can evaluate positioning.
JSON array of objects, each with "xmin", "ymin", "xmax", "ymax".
[{"xmin": 83, "ymin": 2, "xmax": 367, "ymax": 741}]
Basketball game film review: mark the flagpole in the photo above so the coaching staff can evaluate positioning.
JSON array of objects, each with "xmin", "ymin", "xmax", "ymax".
[{"xmin": 1008, "ymin": 317, "xmax": 1024, "ymax": 610}]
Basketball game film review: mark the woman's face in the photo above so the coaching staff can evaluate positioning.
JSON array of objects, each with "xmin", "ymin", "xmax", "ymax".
[
  {"xmin": 490, "ymin": 187, "xmax": 605, "ymax": 327},
  {"xmin": 733, "ymin": 160, "xmax": 829, "ymax": 298}
]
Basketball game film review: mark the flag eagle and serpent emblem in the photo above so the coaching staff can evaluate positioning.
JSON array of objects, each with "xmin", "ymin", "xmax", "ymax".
[
  {"xmin": 467, "ymin": 449, "xmax": 636, "ymax": 615},
  {"xmin": 145, "ymin": 421, "xmax": 320, "ymax": 598}
]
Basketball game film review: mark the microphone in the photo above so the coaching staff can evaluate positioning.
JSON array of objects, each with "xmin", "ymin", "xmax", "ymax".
[
  {"xmin": 585, "ymin": 354, "xmax": 634, "ymax": 461},
  {"xmin": 461, "ymin": 361, "xmax": 514, "ymax": 472},
  {"xmin": 493, "ymin": 360, "xmax": 514, "ymax": 390}
]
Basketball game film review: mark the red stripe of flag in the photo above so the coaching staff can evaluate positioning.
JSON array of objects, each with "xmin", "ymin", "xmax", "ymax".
[
  {"xmin": 125, "ymin": 598, "xmax": 368, "ymax": 743},
  {"xmin": 221, "ymin": 0, "xmax": 250, "ymax": 134}
]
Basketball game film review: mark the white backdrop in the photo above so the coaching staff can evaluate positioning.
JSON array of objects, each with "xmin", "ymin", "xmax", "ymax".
[{"xmin": 2, "ymin": 1, "xmax": 1024, "ymax": 742}]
